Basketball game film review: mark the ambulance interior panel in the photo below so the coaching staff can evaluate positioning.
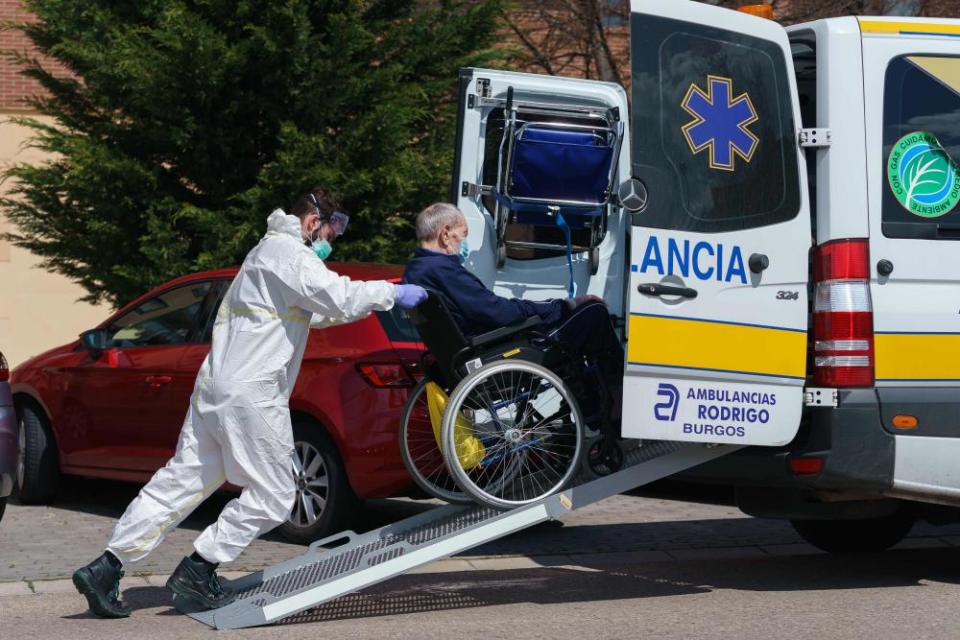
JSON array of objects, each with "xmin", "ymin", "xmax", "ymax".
[{"xmin": 454, "ymin": 71, "xmax": 633, "ymax": 330}]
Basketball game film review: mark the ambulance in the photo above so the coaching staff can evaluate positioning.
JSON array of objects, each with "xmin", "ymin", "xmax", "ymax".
[{"xmin": 450, "ymin": 0, "xmax": 960, "ymax": 552}]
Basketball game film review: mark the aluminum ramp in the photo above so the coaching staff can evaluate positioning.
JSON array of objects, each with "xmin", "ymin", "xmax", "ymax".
[{"xmin": 188, "ymin": 440, "xmax": 741, "ymax": 630}]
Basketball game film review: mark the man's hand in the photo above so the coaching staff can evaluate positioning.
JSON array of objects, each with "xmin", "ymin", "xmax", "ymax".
[
  {"xmin": 563, "ymin": 294, "xmax": 603, "ymax": 312},
  {"xmin": 395, "ymin": 284, "xmax": 428, "ymax": 309}
]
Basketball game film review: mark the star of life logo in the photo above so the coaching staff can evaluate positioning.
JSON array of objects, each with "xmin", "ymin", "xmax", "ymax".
[{"xmin": 681, "ymin": 75, "xmax": 759, "ymax": 172}]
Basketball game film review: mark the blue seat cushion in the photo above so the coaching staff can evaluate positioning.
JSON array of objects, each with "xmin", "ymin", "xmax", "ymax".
[{"xmin": 509, "ymin": 126, "xmax": 613, "ymax": 206}]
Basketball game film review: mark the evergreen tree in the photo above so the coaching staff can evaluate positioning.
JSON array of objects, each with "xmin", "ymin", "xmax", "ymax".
[{"xmin": 2, "ymin": 0, "xmax": 504, "ymax": 306}]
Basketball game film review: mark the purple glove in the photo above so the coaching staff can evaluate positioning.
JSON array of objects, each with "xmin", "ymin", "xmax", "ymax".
[{"xmin": 394, "ymin": 284, "xmax": 428, "ymax": 309}]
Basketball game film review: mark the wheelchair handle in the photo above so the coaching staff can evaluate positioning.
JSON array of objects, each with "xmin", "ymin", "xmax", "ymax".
[{"xmin": 637, "ymin": 283, "xmax": 698, "ymax": 299}]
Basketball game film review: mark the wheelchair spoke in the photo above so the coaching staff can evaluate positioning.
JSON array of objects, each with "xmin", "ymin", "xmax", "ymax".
[
  {"xmin": 475, "ymin": 381, "xmax": 508, "ymax": 431},
  {"xmin": 523, "ymin": 407, "xmax": 572, "ymax": 435},
  {"xmin": 513, "ymin": 450, "xmax": 532, "ymax": 500},
  {"xmin": 516, "ymin": 375, "xmax": 543, "ymax": 428}
]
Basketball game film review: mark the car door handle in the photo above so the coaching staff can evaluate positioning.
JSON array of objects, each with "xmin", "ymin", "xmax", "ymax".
[
  {"xmin": 145, "ymin": 375, "xmax": 172, "ymax": 388},
  {"xmin": 637, "ymin": 283, "xmax": 698, "ymax": 299}
]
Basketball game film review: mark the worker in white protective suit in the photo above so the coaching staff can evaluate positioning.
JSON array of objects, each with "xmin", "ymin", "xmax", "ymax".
[{"xmin": 72, "ymin": 186, "xmax": 428, "ymax": 618}]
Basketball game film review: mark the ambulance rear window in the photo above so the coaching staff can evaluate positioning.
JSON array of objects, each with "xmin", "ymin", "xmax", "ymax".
[
  {"xmin": 630, "ymin": 15, "xmax": 801, "ymax": 233},
  {"xmin": 881, "ymin": 55, "xmax": 960, "ymax": 240}
]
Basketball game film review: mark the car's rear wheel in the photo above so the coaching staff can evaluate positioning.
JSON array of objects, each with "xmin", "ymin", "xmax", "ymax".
[
  {"xmin": 16, "ymin": 403, "xmax": 59, "ymax": 504},
  {"xmin": 277, "ymin": 419, "xmax": 357, "ymax": 545},
  {"xmin": 0, "ymin": 497, "xmax": 6, "ymax": 522},
  {"xmin": 791, "ymin": 510, "xmax": 915, "ymax": 554}
]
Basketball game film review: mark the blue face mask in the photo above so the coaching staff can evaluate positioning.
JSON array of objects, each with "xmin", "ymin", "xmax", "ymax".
[
  {"xmin": 457, "ymin": 238, "xmax": 470, "ymax": 264},
  {"xmin": 313, "ymin": 239, "xmax": 333, "ymax": 261}
]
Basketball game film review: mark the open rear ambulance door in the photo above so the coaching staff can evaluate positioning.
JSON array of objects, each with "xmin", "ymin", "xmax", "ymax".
[
  {"xmin": 623, "ymin": 0, "xmax": 811, "ymax": 446},
  {"xmin": 450, "ymin": 68, "xmax": 631, "ymax": 316}
]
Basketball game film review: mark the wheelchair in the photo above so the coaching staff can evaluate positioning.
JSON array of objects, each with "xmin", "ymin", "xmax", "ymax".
[
  {"xmin": 399, "ymin": 291, "xmax": 620, "ymax": 510},
  {"xmin": 399, "ymin": 87, "xmax": 626, "ymax": 510}
]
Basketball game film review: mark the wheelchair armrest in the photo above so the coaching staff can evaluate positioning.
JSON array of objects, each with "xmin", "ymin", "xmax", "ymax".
[{"xmin": 469, "ymin": 315, "xmax": 543, "ymax": 349}]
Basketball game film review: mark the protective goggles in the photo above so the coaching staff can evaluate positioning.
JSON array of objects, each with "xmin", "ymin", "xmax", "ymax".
[
  {"xmin": 309, "ymin": 193, "xmax": 349, "ymax": 237},
  {"xmin": 326, "ymin": 210, "xmax": 349, "ymax": 237}
]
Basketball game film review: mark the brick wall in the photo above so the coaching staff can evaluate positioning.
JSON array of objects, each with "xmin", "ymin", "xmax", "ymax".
[{"xmin": 0, "ymin": 0, "xmax": 65, "ymax": 112}]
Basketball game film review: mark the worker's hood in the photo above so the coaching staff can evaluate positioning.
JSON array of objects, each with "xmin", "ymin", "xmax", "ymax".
[{"xmin": 266, "ymin": 208, "xmax": 302, "ymax": 240}]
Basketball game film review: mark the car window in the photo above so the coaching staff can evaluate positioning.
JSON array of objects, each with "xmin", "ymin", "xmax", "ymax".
[
  {"xmin": 375, "ymin": 306, "xmax": 422, "ymax": 343},
  {"xmin": 630, "ymin": 14, "xmax": 801, "ymax": 232},
  {"xmin": 881, "ymin": 55, "xmax": 960, "ymax": 240},
  {"xmin": 106, "ymin": 282, "xmax": 212, "ymax": 348},
  {"xmin": 199, "ymin": 281, "xmax": 230, "ymax": 344}
]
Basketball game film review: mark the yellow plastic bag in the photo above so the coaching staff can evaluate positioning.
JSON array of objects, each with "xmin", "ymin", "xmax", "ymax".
[{"xmin": 425, "ymin": 381, "xmax": 485, "ymax": 470}]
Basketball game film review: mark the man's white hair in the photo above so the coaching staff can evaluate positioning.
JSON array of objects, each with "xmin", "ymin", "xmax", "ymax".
[{"xmin": 415, "ymin": 202, "xmax": 464, "ymax": 242}]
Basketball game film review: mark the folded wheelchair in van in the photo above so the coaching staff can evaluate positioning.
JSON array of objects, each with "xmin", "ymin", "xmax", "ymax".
[{"xmin": 473, "ymin": 87, "xmax": 624, "ymax": 293}]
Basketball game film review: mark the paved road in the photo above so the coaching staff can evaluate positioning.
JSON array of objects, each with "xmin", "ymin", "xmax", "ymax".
[
  {"xmin": 3, "ymin": 476, "xmax": 959, "ymax": 582},
  {"xmin": 1, "ymin": 476, "xmax": 776, "ymax": 581},
  {"xmin": 3, "ymin": 547, "xmax": 959, "ymax": 639},
  {"xmin": 2, "ymin": 476, "xmax": 960, "ymax": 638}
]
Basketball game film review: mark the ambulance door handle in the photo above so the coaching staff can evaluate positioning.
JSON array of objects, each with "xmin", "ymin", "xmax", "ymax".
[
  {"xmin": 749, "ymin": 253, "xmax": 769, "ymax": 273},
  {"xmin": 638, "ymin": 283, "xmax": 698, "ymax": 299}
]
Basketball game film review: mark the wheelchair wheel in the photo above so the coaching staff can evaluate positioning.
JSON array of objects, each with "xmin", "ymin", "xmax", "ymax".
[
  {"xmin": 399, "ymin": 378, "xmax": 471, "ymax": 504},
  {"xmin": 441, "ymin": 360, "xmax": 584, "ymax": 509}
]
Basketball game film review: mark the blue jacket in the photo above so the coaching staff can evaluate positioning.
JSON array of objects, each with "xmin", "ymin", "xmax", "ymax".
[{"xmin": 403, "ymin": 248, "xmax": 564, "ymax": 337}]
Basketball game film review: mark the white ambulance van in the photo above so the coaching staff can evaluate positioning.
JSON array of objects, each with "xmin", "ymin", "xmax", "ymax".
[{"xmin": 450, "ymin": 0, "xmax": 960, "ymax": 552}]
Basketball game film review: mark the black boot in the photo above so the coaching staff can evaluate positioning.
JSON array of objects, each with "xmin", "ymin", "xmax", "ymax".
[
  {"xmin": 165, "ymin": 554, "xmax": 236, "ymax": 610},
  {"xmin": 72, "ymin": 552, "xmax": 131, "ymax": 618}
]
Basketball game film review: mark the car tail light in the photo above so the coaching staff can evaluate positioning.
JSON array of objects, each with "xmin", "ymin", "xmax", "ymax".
[
  {"xmin": 812, "ymin": 239, "xmax": 874, "ymax": 387},
  {"xmin": 789, "ymin": 456, "xmax": 824, "ymax": 475},
  {"xmin": 357, "ymin": 362, "xmax": 416, "ymax": 388},
  {"xmin": 0, "ymin": 352, "xmax": 7, "ymax": 382}
]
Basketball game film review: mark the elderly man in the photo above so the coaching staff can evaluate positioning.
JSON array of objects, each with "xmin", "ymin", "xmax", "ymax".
[{"xmin": 403, "ymin": 202, "xmax": 623, "ymax": 431}]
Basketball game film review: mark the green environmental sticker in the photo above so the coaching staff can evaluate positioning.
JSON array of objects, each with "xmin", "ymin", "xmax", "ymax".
[{"xmin": 887, "ymin": 131, "xmax": 960, "ymax": 218}]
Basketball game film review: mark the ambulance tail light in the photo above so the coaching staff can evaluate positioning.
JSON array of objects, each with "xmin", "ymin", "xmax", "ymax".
[
  {"xmin": 789, "ymin": 456, "xmax": 824, "ymax": 476},
  {"xmin": 812, "ymin": 239, "xmax": 874, "ymax": 388}
]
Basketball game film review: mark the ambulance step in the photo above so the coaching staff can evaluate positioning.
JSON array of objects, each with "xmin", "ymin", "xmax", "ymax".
[{"xmin": 187, "ymin": 440, "xmax": 740, "ymax": 630}]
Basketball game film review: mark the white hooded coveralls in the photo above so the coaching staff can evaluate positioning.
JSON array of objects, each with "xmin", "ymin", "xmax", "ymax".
[{"xmin": 107, "ymin": 210, "xmax": 396, "ymax": 564}]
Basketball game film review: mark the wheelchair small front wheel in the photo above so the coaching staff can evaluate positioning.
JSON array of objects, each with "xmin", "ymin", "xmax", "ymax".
[
  {"xmin": 441, "ymin": 360, "xmax": 584, "ymax": 509},
  {"xmin": 399, "ymin": 378, "xmax": 472, "ymax": 505}
]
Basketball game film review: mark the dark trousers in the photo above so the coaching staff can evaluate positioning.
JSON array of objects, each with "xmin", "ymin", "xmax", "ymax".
[{"xmin": 544, "ymin": 301, "xmax": 624, "ymax": 429}]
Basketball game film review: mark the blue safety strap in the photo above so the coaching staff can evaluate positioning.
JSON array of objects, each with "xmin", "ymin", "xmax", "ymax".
[
  {"xmin": 555, "ymin": 211, "xmax": 575, "ymax": 298},
  {"xmin": 494, "ymin": 191, "xmax": 579, "ymax": 298}
]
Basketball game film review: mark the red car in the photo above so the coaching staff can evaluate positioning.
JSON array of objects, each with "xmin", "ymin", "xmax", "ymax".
[{"xmin": 10, "ymin": 264, "xmax": 424, "ymax": 542}]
